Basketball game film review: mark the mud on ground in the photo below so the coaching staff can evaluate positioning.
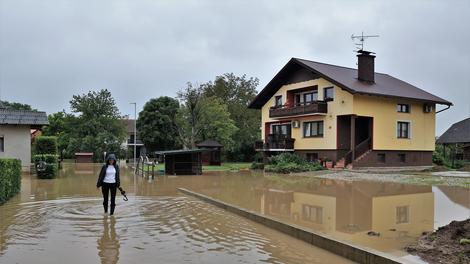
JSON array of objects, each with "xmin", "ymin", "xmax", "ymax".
[{"xmin": 405, "ymin": 219, "xmax": 470, "ymax": 264}]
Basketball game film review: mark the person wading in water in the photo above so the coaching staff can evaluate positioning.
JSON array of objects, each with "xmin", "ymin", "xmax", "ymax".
[{"xmin": 97, "ymin": 154, "xmax": 120, "ymax": 215}]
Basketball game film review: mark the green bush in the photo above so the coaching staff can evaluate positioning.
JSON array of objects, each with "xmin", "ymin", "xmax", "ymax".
[
  {"xmin": 0, "ymin": 159, "xmax": 21, "ymax": 204},
  {"xmin": 250, "ymin": 162, "xmax": 264, "ymax": 170},
  {"xmin": 265, "ymin": 153, "xmax": 324, "ymax": 173},
  {"xmin": 35, "ymin": 136, "xmax": 58, "ymax": 155},
  {"xmin": 33, "ymin": 154, "xmax": 59, "ymax": 179},
  {"xmin": 432, "ymin": 151, "xmax": 444, "ymax": 165}
]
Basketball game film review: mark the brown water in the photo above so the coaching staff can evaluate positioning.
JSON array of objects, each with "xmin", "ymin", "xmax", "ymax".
[
  {"xmin": 0, "ymin": 163, "xmax": 354, "ymax": 264},
  {"xmin": 184, "ymin": 171, "xmax": 470, "ymax": 263}
]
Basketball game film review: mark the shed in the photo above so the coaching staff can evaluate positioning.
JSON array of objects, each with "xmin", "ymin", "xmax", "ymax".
[
  {"xmin": 196, "ymin": 140, "xmax": 223, "ymax": 166},
  {"xmin": 75, "ymin": 152, "xmax": 94, "ymax": 163},
  {"xmin": 436, "ymin": 117, "xmax": 470, "ymax": 161},
  {"xmin": 156, "ymin": 149, "xmax": 206, "ymax": 175}
]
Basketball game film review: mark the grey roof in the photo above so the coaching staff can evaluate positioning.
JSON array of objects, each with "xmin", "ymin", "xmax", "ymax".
[
  {"xmin": 0, "ymin": 109, "xmax": 49, "ymax": 126},
  {"xmin": 155, "ymin": 148, "xmax": 210, "ymax": 155},
  {"xmin": 249, "ymin": 58, "xmax": 452, "ymax": 109},
  {"xmin": 196, "ymin": 139, "xmax": 223, "ymax": 147},
  {"xmin": 436, "ymin": 117, "xmax": 470, "ymax": 144}
]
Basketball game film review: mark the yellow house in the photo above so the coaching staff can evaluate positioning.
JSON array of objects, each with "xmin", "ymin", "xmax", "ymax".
[{"xmin": 249, "ymin": 50, "xmax": 452, "ymax": 167}]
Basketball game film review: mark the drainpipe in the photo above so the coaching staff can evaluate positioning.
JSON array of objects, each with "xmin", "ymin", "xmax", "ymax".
[{"xmin": 436, "ymin": 104, "xmax": 451, "ymax": 114}]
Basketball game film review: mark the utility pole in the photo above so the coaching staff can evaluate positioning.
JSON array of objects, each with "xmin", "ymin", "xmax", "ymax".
[{"xmin": 130, "ymin": 102, "xmax": 137, "ymax": 168}]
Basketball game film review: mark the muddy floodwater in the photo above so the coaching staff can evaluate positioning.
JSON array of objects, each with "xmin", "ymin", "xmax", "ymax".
[
  {"xmin": 1, "ymin": 163, "xmax": 354, "ymax": 264},
  {"xmin": 1, "ymin": 164, "xmax": 469, "ymax": 264}
]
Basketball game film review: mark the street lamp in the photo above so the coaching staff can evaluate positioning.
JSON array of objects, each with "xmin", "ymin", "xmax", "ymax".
[{"xmin": 130, "ymin": 102, "xmax": 137, "ymax": 168}]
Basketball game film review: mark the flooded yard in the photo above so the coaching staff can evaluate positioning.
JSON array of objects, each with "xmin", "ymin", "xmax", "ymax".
[
  {"xmin": 0, "ymin": 163, "xmax": 352, "ymax": 264},
  {"xmin": 1, "ymin": 163, "xmax": 468, "ymax": 264}
]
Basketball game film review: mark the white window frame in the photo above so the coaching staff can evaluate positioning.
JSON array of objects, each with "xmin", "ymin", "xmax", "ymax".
[{"xmin": 396, "ymin": 120, "xmax": 412, "ymax": 139}]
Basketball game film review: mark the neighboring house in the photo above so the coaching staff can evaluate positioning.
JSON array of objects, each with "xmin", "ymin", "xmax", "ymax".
[
  {"xmin": 436, "ymin": 117, "xmax": 470, "ymax": 161},
  {"xmin": 0, "ymin": 109, "xmax": 49, "ymax": 171},
  {"xmin": 249, "ymin": 50, "xmax": 452, "ymax": 167},
  {"xmin": 121, "ymin": 118, "xmax": 145, "ymax": 158}
]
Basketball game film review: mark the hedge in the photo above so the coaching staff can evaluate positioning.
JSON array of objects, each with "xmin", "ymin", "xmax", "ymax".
[
  {"xmin": 33, "ymin": 154, "xmax": 59, "ymax": 179},
  {"xmin": 0, "ymin": 158, "xmax": 21, "ymax": 205},
  {"xmin": 35, "ymin": 136, "xmax": 58, "ymax": 155}
]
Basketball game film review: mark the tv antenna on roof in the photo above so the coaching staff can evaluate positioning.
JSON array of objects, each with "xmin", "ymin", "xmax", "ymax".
[{"xmin": 351, "ymin": 32, "xmax": 379, "ymax": 51}]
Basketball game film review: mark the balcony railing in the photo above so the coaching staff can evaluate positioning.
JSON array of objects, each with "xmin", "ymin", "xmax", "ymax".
[
  {"xmin": 269, "ymin": 101, "xmax": 327, "ymax": 118},
  {"xmin": 255, "ymin": 134, "xmax": 295, "ymax": 150}
]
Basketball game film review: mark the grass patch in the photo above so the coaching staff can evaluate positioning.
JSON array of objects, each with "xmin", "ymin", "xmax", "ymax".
[{"xmin": 141, "ymin": 162, "xmax": 251, "ymax": 172}]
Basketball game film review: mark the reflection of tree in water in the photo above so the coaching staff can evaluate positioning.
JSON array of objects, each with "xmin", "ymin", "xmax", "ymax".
[{"xmin": 97, "ymin": 216, "xmax": 119, "ymax": 264}]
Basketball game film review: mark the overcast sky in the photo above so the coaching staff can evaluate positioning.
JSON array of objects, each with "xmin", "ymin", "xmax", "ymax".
[{"xmin": 1, "ymin": 0, "xmax": 469, "ymax": 135}]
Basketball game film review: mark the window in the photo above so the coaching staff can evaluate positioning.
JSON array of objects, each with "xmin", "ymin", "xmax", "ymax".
[
  {"xmin": 398, "ymin": 153, "xmax": 406, "ymax": 162},
  {"xmin": 303, "ymin": 121, "xmax": 324, "ymax": 137},
  {"xmin": 324, "ymin": 87, "xmax": 334, "ymax": 101},
  {"xmin": 294, "ymin": 94, "xmax": 301, "ymax": 106},
  {"xmin": 397, "ymin": 121, "xmax": 410, "ymax": 138},
  {"xmin": 274, "ymin": 95, "xmax": 282, "ymax": 107},
  {"xmin": 397, "ymin": 104, "xmax": 410, "ymax": 113},
  {"xmin": 377, "ymin": 153, "xmax": 386, "ymax": 163},
  {"xmin": 303, "ymin": 91, "xmax": 318, "ymax": 104},
  {"xmin": 302, "ymin": 204, "xmax": 323, "ymax": 224},
  {"xmin": 272, "ymin": 124, "xmax": 291, "ymax": 136},
  {"xmin": 0, "ymin": 136, "xmax": 4, "ymax": 152},
  {"xmin": 396, "ymin": 206, "xmax": 409, "ymax": 224},
  {"xmin": 306, "ymin": 153, "xmax": 319, "ymax": 162}
]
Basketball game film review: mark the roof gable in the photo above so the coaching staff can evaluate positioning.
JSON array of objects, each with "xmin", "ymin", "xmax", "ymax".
[{"xmin": 248, "ymin": 58, "xmax": 452, "ymax": 109}]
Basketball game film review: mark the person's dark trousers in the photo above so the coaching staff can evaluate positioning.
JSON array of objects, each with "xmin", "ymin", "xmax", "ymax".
[{"xmin": 101, "ymin": 183, "xmax": 117, "ymax": 215}]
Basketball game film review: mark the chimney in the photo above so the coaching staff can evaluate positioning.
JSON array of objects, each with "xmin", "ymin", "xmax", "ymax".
[{"xmin": 357, "ymin": 50, "xmax": 375, "ymax": 83}]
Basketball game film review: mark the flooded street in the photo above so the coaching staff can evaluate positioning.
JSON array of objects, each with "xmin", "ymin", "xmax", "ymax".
[
  {"xmin": 1, "ymin": 163, "xmax": 469, "ymax": 264},
  {"xmin": 0, "ymin": 163, "xmax": 353, "ymax": 264}
]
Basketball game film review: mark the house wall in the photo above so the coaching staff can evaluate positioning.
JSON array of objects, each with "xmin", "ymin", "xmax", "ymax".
[
  {"xmin": 0, "ymin": 125, "xmax": 32, "ymax": 171},
  {"xmin": 261, "ymin": 78, "xmax": 353, "ymax": 150},
  {"xmin": 260, "ymin": 78, "xmax": 437, "ymax": 154},
  {"xmin": 372, "ymin": 192, "xmax": 434, "ymax": 236},
  {"xmin": 353, "ymin": 95, "xmax": 436, "ymax": 151}
]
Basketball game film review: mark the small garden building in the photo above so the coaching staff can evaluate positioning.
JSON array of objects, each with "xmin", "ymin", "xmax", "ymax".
[
  {"xmin": 157, "ymin": 149, "xmax": 205, "ymax": 175},
  {"xmin": 196, "ymin": 139, "xmax": 223, "ymax": 166},
  {"xmin": 0, "ymin": 109, "xmax": 48, "ymax": 171}
]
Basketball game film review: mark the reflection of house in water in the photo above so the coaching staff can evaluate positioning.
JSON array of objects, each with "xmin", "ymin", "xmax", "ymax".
[{"xmin": 259, "ymin": 181, "xmax": 434, "ymax": 252}]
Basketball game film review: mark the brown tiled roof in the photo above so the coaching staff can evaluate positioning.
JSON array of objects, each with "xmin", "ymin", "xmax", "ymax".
[
  {"xmin": 248, "ymin": 58, "xmax": 452, "ymax": 109},
  {"xmin": 121, "ymin": 119, "xmax": 137, "ymax": 134},
  {"xmin": 0, "ymin": 109, "xmax": 48, "ymax": 126},
  {"xmin": 436, "ymin": 117, "xmax": 470, "ymax": 144}
]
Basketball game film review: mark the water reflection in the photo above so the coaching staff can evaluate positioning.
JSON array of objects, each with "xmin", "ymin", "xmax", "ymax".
[
  {"xmin": 256, "ymin": 182, "xmax": 434, "ymax": 252},
  {"xmin": 0, "ymin": 164, "xmax": 354, "ymax": 264},
  {"xmin": 97, "ymin": 216, "xmax": 119, "ymax": 264}
]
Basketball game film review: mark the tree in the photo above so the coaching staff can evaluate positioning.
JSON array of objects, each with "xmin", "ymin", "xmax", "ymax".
[
  {"xmin": 198, "ymin": 97, "xmax": 238, "ymax": 150},
  {"xmin": 137, "ymin": 96, "xmax": 180, "ymax": 151},
  {"xmin": 43, "ymin": 90, "xmax": 126, "ymax": 161},
  {"xmin": 41, "ymin": 111, "xmax": 75, "ymax": 158},
  {"xmin": 202, "ymin": 73, "xmax": 261, "ymax": 161},
  {"xmin": 176, "ymin": 83, "xmax": 204, "ymax": 148},
  {"xmin": 0, "ymin": 100, "xmax": 36, "ymax": 111},
  {"xmin": 176, "ymin": 83, "xmax": 237, "ymax": 151}
]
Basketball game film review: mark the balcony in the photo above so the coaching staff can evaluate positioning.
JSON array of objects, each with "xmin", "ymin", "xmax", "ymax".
[
  {"xmin": 269, "ymin": 101, "xmax": 327, "ymax": 118},
  {"xmin": 255, "ymin": 134, "xmax": 295, "ymax": 151}
]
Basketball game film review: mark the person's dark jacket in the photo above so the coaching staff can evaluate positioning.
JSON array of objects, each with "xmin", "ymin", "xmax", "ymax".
[{"xmin": 96, "ymin": 161, "xmax": 120, "ymax": 188}]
